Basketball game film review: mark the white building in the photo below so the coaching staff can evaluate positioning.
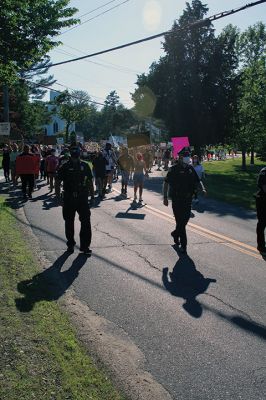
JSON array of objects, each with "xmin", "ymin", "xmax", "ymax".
[{"xmin": 43, "ymin": 90, "xmax": 75, "ymax": 136}]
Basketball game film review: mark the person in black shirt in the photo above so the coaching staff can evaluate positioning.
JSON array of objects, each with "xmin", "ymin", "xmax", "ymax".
[
  {"xmin": 255, "ymin": 167, "xmax": 266, "ymax": 256},
  {"xmin": 55, "ymin": 146, "xmax": 94, "ymax": 255},
  {"xmin": 163, "ymin": 151, "xmax": 206, "ymax": 253},
  {"xmin": 92, "ymin": 151, "xmax": 107, "ymax": 199},
  {"xmin": 2, "ymin": 144, "xmax": 10, "ymax": 182}
]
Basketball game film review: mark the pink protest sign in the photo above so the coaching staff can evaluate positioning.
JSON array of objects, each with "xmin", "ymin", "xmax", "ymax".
[{"xmin": 171, "ymin": 137, "xmax": 190, "ymax": 158}]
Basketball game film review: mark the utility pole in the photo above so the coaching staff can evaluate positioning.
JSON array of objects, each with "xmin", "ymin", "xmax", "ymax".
[{"xmin": 3, "ymin": 85, "xmax": 9, "ymax": 122}]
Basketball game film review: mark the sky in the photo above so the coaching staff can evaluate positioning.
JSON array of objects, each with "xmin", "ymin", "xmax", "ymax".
[{"xmin": 47, "ymin": 0, "xmax": 266, "ymax": 108}]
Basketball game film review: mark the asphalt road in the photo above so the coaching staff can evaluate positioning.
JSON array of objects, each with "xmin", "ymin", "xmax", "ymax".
[{"xmin": 4, "ymin": 172, "xmax": 266, "ymax": 400}]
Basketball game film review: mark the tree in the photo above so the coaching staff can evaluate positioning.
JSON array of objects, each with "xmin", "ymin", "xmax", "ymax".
[
  {"xmin": 132, "ymin": 1, "xmax": 238, "ymax": 153},
  {"xmin": 55, "ymin": 90, "xmax": 93, "ymax": 142},
  {"xmin": 0, "ymin": 0, "xmax": 78, "ymax": 83},
  {"xmin": 19, "ymin": 56, "xmax": 56, "ymax": 100},
  {"xmin": 8, "ymin": 80, "xmax": 52, "ymax": 139},
  {"xmin": 235, "ymin": 23, "xmax": 266, "ymax": 167},
  {"xmin": 99, "ymin": 91, "xmax": 136, "ymax": 138},
  {"xmin": 234, "ymin": 60, "xmax": 266, "ymax": 169}
]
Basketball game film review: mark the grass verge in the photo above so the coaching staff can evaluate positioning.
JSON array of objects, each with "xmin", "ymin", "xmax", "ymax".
[
  {"xmin": 203, "ymin": 157, "xmax": 264, "ymax": 210},
  {"xmin": 0, "ymin": 196, "xmax": 124, "ymax": 400}
]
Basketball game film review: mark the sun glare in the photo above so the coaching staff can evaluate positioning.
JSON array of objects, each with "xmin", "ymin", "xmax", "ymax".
[{"xmin": 143, "ymin": 0, "xmax": 162, "ymax": 31}]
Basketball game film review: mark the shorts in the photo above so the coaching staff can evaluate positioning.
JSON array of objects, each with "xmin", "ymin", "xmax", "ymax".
[
  {"xmin": 133, "ymin": 172, "xmax": 144, "ymax": 186},
  {"xmin": 121, "ymin": 170, "xmax": 129, "ymax": 184}
]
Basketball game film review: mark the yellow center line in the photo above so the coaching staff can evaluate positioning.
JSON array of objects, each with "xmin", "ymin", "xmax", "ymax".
[{"xmin": 112, "ymin": 188, "xmax": 261, "ymax": 260}]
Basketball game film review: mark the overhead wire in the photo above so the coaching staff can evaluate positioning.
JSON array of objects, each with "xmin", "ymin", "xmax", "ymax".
[
  {"xmin": 60, "ymin": 0, "xmax": 131, "ymax": 35},
  {"xmin": 77, "ymin": 0, "xmax": 118, "ymax": 19},
  {"xmin": 54, "ymin": 48, "xmax": 140, "ymax": 75},
  {"xmin": 62, "ymin": 44, "xmax": 142, "ymax": 74},
  {"xmin": 30, "ymin": 0, "xmax": 266, "ymax": 71},
  {"xmin": 53, "ymin": 50, "xmax": 134, "ymax": 97},
  {"xmin": 26, "ymin": 79, "xmax": 106, "ymax": 106}
]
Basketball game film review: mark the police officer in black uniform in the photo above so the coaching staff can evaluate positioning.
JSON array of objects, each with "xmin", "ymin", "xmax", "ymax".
[
  {"xmin": 55, "ymin": 146, "xmax": 94, "ymax": 255},
  {"xmin": 163, "ymin": 150, "xmax": 206, "ymax": 253},
  {"xmin": 255, "ymin": 166, "xmax": 266, "ymax": 256}
]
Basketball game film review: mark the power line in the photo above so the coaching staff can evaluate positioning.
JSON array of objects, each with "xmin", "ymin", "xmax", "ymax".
[
  {"xmin": 62, "ymin": 44, "xmax": 142, "ymax": 74},
  {"xmin": 61, "ymin": 0, "xmax": 130, "ymax": 35},
  {"xmin": 26, "ymin": 80, "xmax": 105, "ymax": 106},
  {"xmin": 30, "ymin": 0, "xmax": 266, "ymax": 71},
  {"xmin": 77, "ymin": 0, "xmax": 118, "ymax": 19},
  {"xmin": 55, "ymin": 47, "xmax": 140, "ymax": 75},
  {"xmin": 53, "ymin": 50, "xmax": 134, "ymax": 97}
]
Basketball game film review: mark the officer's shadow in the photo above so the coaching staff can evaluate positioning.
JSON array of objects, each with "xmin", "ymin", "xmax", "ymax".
[
  {"xmin": 162, "ymin": 248, "xmax": 216, "ymax": 318},
  {"xmin": 15, "ymin": 252, "xmax": 88, "ymax": 312}
]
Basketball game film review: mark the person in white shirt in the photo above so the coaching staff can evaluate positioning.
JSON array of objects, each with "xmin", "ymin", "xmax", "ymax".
[
  {"xmin": 192, "ymin": 155, "xmax": 205, "ymax": 203},
  {"xmin": 102, "ymin": 142, "xmax": 117, "ymax": 193}
]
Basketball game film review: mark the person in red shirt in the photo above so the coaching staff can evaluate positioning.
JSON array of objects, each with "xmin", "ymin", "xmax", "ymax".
[{"xmin": 45, "ymin": 149, "xmax": 59, "ymax": 192}]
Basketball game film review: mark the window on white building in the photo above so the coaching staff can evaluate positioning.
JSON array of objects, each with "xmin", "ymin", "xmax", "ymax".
[{"xmin": 53, "ymin": 122, "xmax": 59, "ymax": 134}]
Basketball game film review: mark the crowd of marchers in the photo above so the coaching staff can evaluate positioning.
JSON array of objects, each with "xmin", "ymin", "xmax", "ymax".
[{"xmin": 1, "ymin": 142, "xmax": 266, "ymax": 258}]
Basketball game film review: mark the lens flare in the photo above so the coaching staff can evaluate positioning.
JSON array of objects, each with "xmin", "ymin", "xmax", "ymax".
[{"xmin": 143, "ymin": 0, "xmax": 162, "ymax": 31}]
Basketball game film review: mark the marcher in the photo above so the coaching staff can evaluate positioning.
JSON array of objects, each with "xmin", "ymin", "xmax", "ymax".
[
  {"xmin": 40, "ymin": 146, "xmax": 48, "ymax": 180},
  {"xmin": 9, "ymin": 143, "xmax": 20, "ymax": 184},
  {"xmin": 2, "ymin": 145, "xmax": 10, "ymax": 182},
  {"xmin": 58, "ymin": 147, "xmax": 70, "ymax": 167},
  {"xmin": 133, "ymin": 153, "xmax": 147, "ymax": 204},
  {"xmin": 102, "ymin": 143, "xmax": 117, "ymax": 193},
  {"xmin": 163, "ymin": 148, "xmax": 171, "ymax": 171},
  {"xmin": 192, "ymin": 155, "xmax": 205, "ymax": 203},
  {"xmin": 118, "ymin": 147, "xmax": 134, "ymax": 197},
  {"xmin": 92, "ymin": 151, "xmax": 107, "ymax": 199},
  {"xmin": 143, "ymin": 149, "xmax": 151, "ymax": 173},
  {"xmin": 255, "ymin": 167, "xmax": 266, "ymax": 256},
  {"xmin": 45, "ymin": 149, "xmax": 58, "ymax": 192},
  {"xmin": 55, "ymin": 146, "xmax": 94, "ymax": 255},
  {"xmin": 163, "ymin": 151, "xmax": 207, "ymax": 253},
  {"xmin": 16, "ymin": 144, "xmax": 35, "ymax": 199}
]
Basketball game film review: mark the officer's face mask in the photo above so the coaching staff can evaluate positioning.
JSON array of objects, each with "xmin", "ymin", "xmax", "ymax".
[{"xmin": 183, "ymin": 157, "xmax": 190, "ymax": 165}]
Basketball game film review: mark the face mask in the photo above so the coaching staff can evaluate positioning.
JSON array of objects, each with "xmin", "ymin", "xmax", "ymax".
[{"xmin": 183, "ymin": 157, "xmax": 190, "ymax": 165}]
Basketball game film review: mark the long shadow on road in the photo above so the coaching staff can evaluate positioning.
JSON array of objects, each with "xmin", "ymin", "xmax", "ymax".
[
  {"xmin": 5, "ymin": 190, "xmax": 265, "ymax": 341},
  {"xmin": 141, "ymin": 175, "xmax": 256, "ymax": 220},
  {"xmin": 162, "ymin": 248, "xmax": 217, "ymax": 318},
  {"xmin": 16, "ymin": 252, "xmax": 88, "ymax": 312}
]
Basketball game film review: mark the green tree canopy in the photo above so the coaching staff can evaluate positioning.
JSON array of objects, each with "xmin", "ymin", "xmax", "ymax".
[
  {"xmin": 132, "ymin": 0, "xmax": 239, "ymax": 152},
  {"xmin": 0, "ymin": 0, "xmax": 78, "ymax": 83},
  {"xmin": 55, "ymin": 90, "xmax": 93, "ymax": 142}
]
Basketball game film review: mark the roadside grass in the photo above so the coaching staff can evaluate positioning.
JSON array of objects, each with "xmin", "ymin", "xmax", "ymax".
[
  {"xmin": 203, "ymin": 157, "xmax": 264, "ymax": 210},
  {"xmin": 0, "ymin": 196, "xmax": 124, "ymax": 400}
]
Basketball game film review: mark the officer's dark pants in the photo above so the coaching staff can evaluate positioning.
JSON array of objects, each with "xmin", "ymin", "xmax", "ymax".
[
  {"xmin": 62, "ymin": 197, "xmax": 91, "ymax": 249},
  {"xmin": 256, "ymin": 197, "xmax": 266, "ymax": 251},
  {"xmin": 172, "ymin": 199, "xmax": 192, "ymax": 249},
  {"xmin": 21, "ymin": 174, "xmax": 34, "ymax": 195}
]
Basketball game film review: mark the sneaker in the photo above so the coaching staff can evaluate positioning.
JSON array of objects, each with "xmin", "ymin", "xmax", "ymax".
[
  {"xmin": 139, "ymin": 198, "xmax": 143, "ymax": 203},
  {"xmin": 80, "ymin": 247, "xmax": 92, "ymax": 256},
  {"xmin": 28, "ymin": 193, "xmax": 32, "ymax": 199},
  {"xmin": 67, "ymin": 246, "xmax": 74, "ymax": 254},
  {"xmin": 179, "ymin": 247, "xmax": 187, "ymax": 254}
]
